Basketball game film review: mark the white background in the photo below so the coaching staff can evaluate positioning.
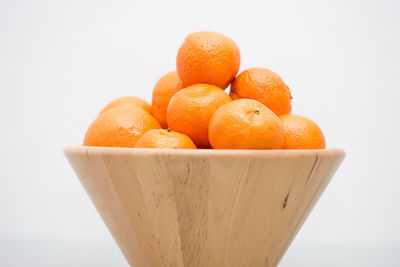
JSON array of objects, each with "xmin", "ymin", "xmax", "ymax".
[{"xmin": 1, "ymin": 0, "xmax": 400, "ymax": 266}]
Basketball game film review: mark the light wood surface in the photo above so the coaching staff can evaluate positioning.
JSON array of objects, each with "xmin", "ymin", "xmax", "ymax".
[{"xmin": 64, "ymin": 145, "xmax": 345, "ymax": 267}]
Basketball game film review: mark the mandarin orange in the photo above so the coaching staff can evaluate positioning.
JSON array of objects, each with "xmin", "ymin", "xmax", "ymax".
[
  {"xmin": 84, "ymin": 106, "xmax": 160, "ymax": 147},
  {"xmin": 279, "ymin": 114, "xmax": 325, "ymax": 149},
  {"xmin": 230, "ymin": 67, "xmax": 292, "ymax": 116},
  {"xmin": 176, "ymin": 31, "xmax": 240, "ymax": 89},
  {"xmin": 209, "ymin": 99, "xmax": 283, "ymax": 149},
  {"xmin": 167, "ymin": 83, "xmax": 231, "ymax": 147},
  {"xmin": 151, "ymin": 71, "xmax": 183, "ymax": 128},
  {"xmin": 99, "ymin": 96, "xmax": 151, "ymax": 114},
  {"xmin": 134, "ymin": 129, "xmax": 196, "ymax": 149}
]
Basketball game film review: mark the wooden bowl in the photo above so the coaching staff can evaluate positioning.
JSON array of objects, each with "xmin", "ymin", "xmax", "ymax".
[{"xmin": 64, "ymin": 145, "xmax": 345, "ymax": 267}]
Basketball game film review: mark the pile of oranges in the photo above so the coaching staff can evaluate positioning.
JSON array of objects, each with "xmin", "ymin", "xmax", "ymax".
[{"xmin": 84, "ymin": 31, "xmax": 325, "ymax": 150}]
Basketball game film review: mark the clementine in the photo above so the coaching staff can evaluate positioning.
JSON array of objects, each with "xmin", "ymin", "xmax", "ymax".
[
  {"xmin": 151, "ymin": 71, "xmax": 183, "ymax": 128},
  {"xmin": 99, "ymin": 96, "xmax": 151, "ymax": 114},
  {"xmin": 209, "ymin": 99, "xmax": 283, "ymax": 149},
  {"xmin": 176, "ymin": 31, "xmax": 240, "ymax": 89},
  {"xmin": 279, "ymin": 114, "xmax": 325, "ymax": 149},
  {"xmin": 134, "ymin": 129, "xmax": 196, "ymax": 149},
  {"xmin": 230, "ymin": 67, "xmax": 292, "ymax": 116},
  {"xmin": 84, "ymin": 106, "xmax": 160, "ymax": 147},
  {"xmin": 167, "ymin": 83, "xmax": 231, "ymax": 147}
]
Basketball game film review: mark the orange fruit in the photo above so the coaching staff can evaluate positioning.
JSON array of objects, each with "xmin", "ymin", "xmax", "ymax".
[
  {"xmin": 99, "ymin": 96, "xmax": 151, "ymax": 114},
  {"xmin": 167, "ymin": 83, "xmax": 232, "ymax": 148},
  {"xmin": 134, "ymin": 129, "xmax": 196, "ymax": 149},
  {"xmin": 176, "ymin": 31, "xmax": 240, "ymax": 89},
  {"xmin": 84, "ymin": 106, "xmax": 160, "ymax": 147},
  {"xmin": 279, "ymin": 114, "xmax": 325, "ymax": 149},
  {"xmin": 230, "ymin": 67, "xmax": 292, "ymax": 116},
  {"xmin": 209, "ymin": 99, "xmax": 283, "ymax": 149},
  {"xmin": 151, "ymin": 71, "xmax": 183, "ymax": 128}
]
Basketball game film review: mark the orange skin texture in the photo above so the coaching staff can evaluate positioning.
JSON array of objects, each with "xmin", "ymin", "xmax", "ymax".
[
  {"xmin": 151, "ymin": 71, "xmax": 183, "ymax": 128},
  {"xmin": 230, "ymin": 67, "xmax": 292, "ymax": 116},
  {"xmin": 167, "ymin": 84, "xmax": 232, "ymax": 148},
  {"xmin": 134, "ymin": 129, "xmax": 197, "ymax": 149},
  {"xmin": 176, "ymin": 31, "xmax": 240, "ymax": 89},
  {"xmin": 99, "ymin": 96, "xmax": 151, "ymax": 114},
  {"xmin": 279, "ymin": 114, "xmax": 326, "ymax": 149},
  {"xmin": 84, "ymin": 106, "xmax": 161, "ymax": 148},
  {"xmin": 209, "ymin": 99, "xmax": 284, "ymax": 149}
]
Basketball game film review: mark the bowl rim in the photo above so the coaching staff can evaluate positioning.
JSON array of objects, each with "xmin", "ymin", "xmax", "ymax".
[{"xmin": 64, "ymin": 145, "xmax": 345, "ymax": 158}]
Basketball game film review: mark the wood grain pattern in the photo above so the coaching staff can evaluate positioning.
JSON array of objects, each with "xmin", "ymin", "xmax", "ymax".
[{"xmin": 64, "ymin": 145, "xmax": 345, "ymax": 267}]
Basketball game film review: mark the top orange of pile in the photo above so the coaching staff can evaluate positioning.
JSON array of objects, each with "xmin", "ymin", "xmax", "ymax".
[{"xmin": 83, "ymin": 31, "xmax": 326, "ymax": 150}]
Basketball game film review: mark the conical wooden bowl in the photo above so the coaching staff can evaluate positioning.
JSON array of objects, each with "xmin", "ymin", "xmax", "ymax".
[{"xmin": 64, "ymin": 145, "xmax": 344, "ymax": 267}]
